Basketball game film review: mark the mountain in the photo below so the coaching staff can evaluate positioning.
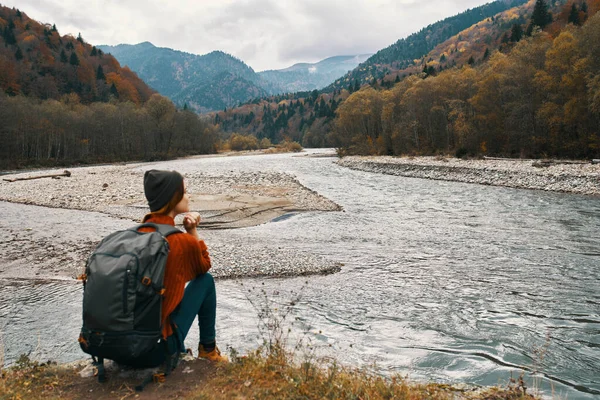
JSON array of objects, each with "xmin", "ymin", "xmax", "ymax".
[
  {"xmin": 97, "ymin": 42, "xmax": 272, "ymax": 113},
  {"xmin": 215, "ymin": 0, "xmax": 599, "ymax": 159},
  {"xmin": 258, "ymin": 54, "xmax": 372, "ymax": 93},
  {"xmin": 98, "ymin": 42, "xmax": 373, "ymax": 112},
  {"xmin": 0, "ymin": 6, "xmax": 219, "ymax": 169},
  {"xmin": 325, "ymin": 0, "xmax": 530, "ymax": 92},
  {"xmin": 0, "ymin": 5, "xmax": 154, "ymax": 103}
]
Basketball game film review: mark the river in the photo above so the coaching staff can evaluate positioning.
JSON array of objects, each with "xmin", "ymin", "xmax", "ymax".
[{"xmin": 1, "ymin": 150, "xmax": 599, "ymax": 399}]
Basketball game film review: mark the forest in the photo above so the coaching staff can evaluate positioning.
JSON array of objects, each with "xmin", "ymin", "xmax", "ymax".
[
  {"xmin": 0, "ymin": 93, "xmax": 219, "ymax": 169},
  {"xmin": 0, "ymin": 6, "xmax": 219, "ymax": 169},
  {"xmin": 331, "ymin": 1, "xmax": 600, "ymax": 158},
  {"xmin": 217, "ymin": 0, "xmax": 600, "ymax": 159}
]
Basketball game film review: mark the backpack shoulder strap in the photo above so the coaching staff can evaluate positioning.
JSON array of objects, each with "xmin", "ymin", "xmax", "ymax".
[{"xmin": 134, "ymin": 223, "xmax": 182, "ymax": 238}]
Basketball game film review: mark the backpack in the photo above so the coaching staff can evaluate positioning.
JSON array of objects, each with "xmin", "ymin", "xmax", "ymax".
[{"xmin": 78, "ymin": 223, "xmax": 182, "ymax": 389}]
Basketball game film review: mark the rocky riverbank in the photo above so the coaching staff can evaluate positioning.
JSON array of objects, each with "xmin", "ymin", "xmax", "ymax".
[
  {"xmin": 0, "ymin": 161, "xmax": 342, "ymax": 280},
  {"xmin": 337, "ymin": 156, "xmax": 600, "ymax": 196}
]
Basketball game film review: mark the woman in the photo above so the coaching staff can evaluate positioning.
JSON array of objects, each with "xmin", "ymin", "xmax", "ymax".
[{"xmin": 140, "ymin": 169, "xmax": 227, "ymax": 363}]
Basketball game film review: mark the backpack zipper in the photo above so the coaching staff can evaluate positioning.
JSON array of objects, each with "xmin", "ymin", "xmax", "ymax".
[{"xmin": 123, "ymin": 268, "xmax": 130, "ymax": 314}]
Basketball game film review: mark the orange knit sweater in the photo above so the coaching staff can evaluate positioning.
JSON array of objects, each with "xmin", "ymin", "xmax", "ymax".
[{"xmin": 139, "ymin": 215, "xmax": 211, "ymax": 338}]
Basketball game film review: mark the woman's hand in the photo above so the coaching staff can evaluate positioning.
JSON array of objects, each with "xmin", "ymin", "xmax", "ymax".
[{"xmin": 183, "ymin": 212, "xmax": 201, "ymax": 232}]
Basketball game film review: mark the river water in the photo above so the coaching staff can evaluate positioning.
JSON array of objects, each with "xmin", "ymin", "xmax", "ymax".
[{"xmin": 1, "ymin": 150, "xmax": 599, "ymax": 399}]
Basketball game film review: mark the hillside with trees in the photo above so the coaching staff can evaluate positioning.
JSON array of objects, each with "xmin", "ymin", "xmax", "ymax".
[
  {"xmin": 98, "ymin": 42, "xmax": 275, "ymax": 113},
  {"xmin": 214, "ymin": 0, "xmax": 536, "ymax": 145},
  {"xmin": 325, "ymin": 0, "xmax": 530, "ymax": 93},
  {"xmin": 0, "ymin": 7, "xmax": 153, "ymax": 103},
  {"xmin": 215, "ymin": 0, "xmax": 600, "ymax": 159},
  {"xmin": 0, "ymin": 6, "xmax": 219, "ymax": 169},
  {"xmin": 331, "ymin": 0, "xmax": 600, "ymax": 158}
]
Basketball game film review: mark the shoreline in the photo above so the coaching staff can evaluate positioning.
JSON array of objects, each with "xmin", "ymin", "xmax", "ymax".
[
  {"xmin": 0, "ymin": 158, "xmax": 342, "ymax": 281},
  {"xmin": 337, "ymin": 156, "xmax": 600, "ymax": 196}
]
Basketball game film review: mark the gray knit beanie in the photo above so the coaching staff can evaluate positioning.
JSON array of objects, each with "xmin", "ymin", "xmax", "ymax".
[{"xmin": 143, "ymin": 169, "xmax": 184, "ymax": 212}]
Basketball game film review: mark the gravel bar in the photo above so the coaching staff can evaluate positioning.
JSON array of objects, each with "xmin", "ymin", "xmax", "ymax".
[
  {"xmin": 0, "ymin": 162, "xmax": 342, "ymax": 280},
  {"xmin": 337, "ymin": 156, "xmax": 600, "ymax": 196}
]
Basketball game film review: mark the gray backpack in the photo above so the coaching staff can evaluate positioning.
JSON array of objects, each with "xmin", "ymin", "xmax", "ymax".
[{"xmin": 78, "ymin": 223, "xmax": 181, "ymax": 387}]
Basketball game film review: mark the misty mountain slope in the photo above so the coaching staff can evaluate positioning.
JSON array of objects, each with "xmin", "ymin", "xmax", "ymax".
[{"xmin": 259, "ymin": 54, "xmax": 372, "ymax": 92}]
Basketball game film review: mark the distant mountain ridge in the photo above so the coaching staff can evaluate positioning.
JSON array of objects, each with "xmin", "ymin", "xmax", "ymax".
[
  {"xmin": 98, "ymin": 42, "xmax": 270, "ymax": 113},
  {"xmin": 258, "ymin": 54, "xmax": 372, "ymax": 93},
  {"xmin": 98, "ymin": 42, "xmax": 371, "ymax": 112}
]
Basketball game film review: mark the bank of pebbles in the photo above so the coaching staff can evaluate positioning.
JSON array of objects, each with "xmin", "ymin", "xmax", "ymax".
[
  {"xmin": 337, "ymin": 156, "xmax": 600, "ymax": 196},
  {"xmin": 0, "ymin": 165, "xmax": 342, "ymax": 279}
]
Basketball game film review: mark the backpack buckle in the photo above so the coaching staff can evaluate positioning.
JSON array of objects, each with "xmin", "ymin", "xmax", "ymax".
[
  {"xmin": 142, "ymin": 277, "xmax": 152, "ymax": 286},
  {"xmin": 78, "ymin": 333, "xmax": 89, "ymax": 349}
]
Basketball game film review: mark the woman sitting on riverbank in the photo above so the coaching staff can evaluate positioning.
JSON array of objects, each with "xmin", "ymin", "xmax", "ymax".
[{"xmin": 140, "ymin": 169, "xmax": 227, "ymax": 363}]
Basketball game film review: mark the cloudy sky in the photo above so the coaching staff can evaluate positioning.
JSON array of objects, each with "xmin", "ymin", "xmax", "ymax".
[{"xmin": 6, "ymin": 0, "xmax": 492, "ymax": 71}]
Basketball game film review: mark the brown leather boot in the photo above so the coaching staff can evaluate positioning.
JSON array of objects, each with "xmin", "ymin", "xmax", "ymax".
[{"xmin": 198, "ymin": 343, "xmax": 228, "ymax": 363}]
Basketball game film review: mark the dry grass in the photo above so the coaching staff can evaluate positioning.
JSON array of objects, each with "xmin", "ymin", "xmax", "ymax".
[
  {"xmin": 0, "ymin": 356, "xmax": 69, "ymax": 399},
  {"xmin": 190, "ymin": 344, "xmax": 537, "ymax": 400},
  {"xmin": 0, "ymin": 344, "xmax": 541, "ymax": 400},
  {"xmin": 263, "ymin": 141, "xmax": 303, "ymax": 154}
]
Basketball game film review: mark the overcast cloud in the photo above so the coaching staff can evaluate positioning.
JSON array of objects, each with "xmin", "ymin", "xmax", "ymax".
[{"xmin": 4, "ymin": 0, "xmax": 492, "ymax": 71}]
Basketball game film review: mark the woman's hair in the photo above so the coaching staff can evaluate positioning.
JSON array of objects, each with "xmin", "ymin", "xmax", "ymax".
[{"xmin": 142, "ymin": 181, "xmax": 185, "ymax": 222}]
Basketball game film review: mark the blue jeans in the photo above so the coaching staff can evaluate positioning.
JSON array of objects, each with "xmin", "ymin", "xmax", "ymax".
[{"xmin": 168, "ymin": 272, "xmax": 217, "ymax": 352}]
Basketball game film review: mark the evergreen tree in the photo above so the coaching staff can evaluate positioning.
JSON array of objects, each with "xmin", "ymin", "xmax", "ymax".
[
  {"xmin": 14, "ymin": 46, "xmax": 23, "ymax": 61},
  {"xmin": 468, "ymin": 56, "xmax": 475, "ymax": 65},
  {"xmin": 531, "ymin": 0, "xmax": 552, "ymax": 29},
  {"xmin": 440, "ymin": 54, "xmax": 447, "ymax": 62},
  {"xmin": 69, "ymin": 52, "xmax": 80, "ymax": 66},
  {"xmin": 395, "ymin": 75, "xmax": 401, "ymax": 83},
  {"xmin": 25, "ymin": 23, "xmax": 30, "ymax": 30},
  {"xmin": 96, "ymin": 65, "xmax": 105, "ymax": 80},
  {"xmin": 568, "ymin": 4, "xmax": 581, "ymax": 25},
  {"xmin": 3, "ymin": 24, "xmax": 17, "ymax": 45},
  {"xmin": 60, "ymin": 49, "xmax": 68, "ymax": 63},
  {"xmin": 510, "ymin": 23, "xmax": 523, "ymax": 42},
  {"xmin": 77, "ymin": 32, "xmax": 84, "ymax": 43},
  {"xmin": 501, "ymin": 32, "xmax": 510, "ymax": 44},
  {"xmin": 483, "ymin": 48, "xmax": 490, "ymax": 59},
  {"xmin": 353, "ymin": 79, "xmax": 360, "ymax": 92},
  {"xmin": 581, "ymin": 1, "xmax": 588, "ymax": 13},
  {"xmin": 90, "ymin": 46, "xmax": 97, "ymax": 56},
  {"xmin": 183, "ymin": 103, "xmax": 188, "ymax": 111},
  {"xmin": 110, "ymin": 83, "xmax": 119, "ymax": 98},
  {"xmin": 52, "ymin": 24, "xmax": 57, "ymax": 32}
]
